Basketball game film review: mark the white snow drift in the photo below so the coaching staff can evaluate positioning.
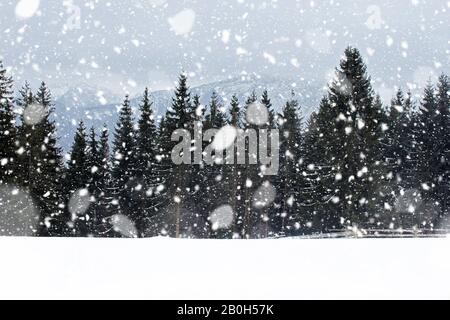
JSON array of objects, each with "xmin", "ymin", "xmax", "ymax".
[{"xmin": 1, "ymin": 237, "xmax": 450, "ymax": 299}]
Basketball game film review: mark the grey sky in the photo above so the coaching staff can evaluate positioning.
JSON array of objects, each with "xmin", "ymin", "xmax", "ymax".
[{"xmin": 0, "ymin": 0, "xmax": 448, "ymax": 99}]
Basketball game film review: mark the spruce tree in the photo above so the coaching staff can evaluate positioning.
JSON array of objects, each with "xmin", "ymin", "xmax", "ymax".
[
  {"xmin": 66, "ymin": 121, "xmax": 89, "ymax": 191},
  {"xmin": 161, "ymin": 74, "xmax": 196, "ymax": 237},
  {"xmin": 18, "ymin": 82, "xmax": 65, "ymax": 236},
  {"xmin": 204, "ymin": 92, "xmax": 228, "ymax": 237},
  {"xmin": 135, "ymin": 88, "xmax": 159, "ymax": 236},
  {"xmin": 275, "ymin": 91, "xmax": 304, "ymax": 235},
  {"xmin": 302, "ymin": 98, "xmax": 339, "ymax": 233},
  {"xmin": 14, "ymin": 82, "xmax": 34, "ymax": 187},
  {"xmin": 309, "ymin": 47, "xmax": 388, "ymax": 231},
  {"xmin": 434, "ymin": 75, "xmax": 450, "ymax": 224},
  {"xmin": 0, "ymin": 61, "xmax": 17, "ymax": 185},
  {"xmin": 110, "ymin": 95, "xmax": 138, "ymax": 236},
  {"xmin": 190, "ymin": 94, "xmax": 210, "ymax": 237},
  {"xmin": 65, "ymin": 121, "xmax": 91, "ymax": 236},
  {"xmin": 86, "ymin": 127, "xmax": 102, "ymax": 235},
  {"xmin": 96, "ymin": 126, "xmax": 114, "ymax": 236},
  {"xmin": 241, "ymin": 91, "xmax": 259, "ymax": 238},
  {"xmin": 226, "ymin": 95, "xmax": 244, "ymax": 236}
]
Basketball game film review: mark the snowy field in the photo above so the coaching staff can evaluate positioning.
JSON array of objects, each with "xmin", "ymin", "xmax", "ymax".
[{"xmin": 1, "ymin": 237, "xmax": 450, "ymax": 300}]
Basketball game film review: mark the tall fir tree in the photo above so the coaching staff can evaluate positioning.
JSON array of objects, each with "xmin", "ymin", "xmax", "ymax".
[
  {"xmin": 225, "ymin": 95, "xmax": 244, "ymax": 236},
  {"xmin": 110, "ymin": 95, "xmax": 139, "ymax": 237},
  {"xmin": 96, "ymin": 126, "xmax": 114, "ymax": 236},
  {"xmin": 135, "ymin": 88, "xmax": 160, "ymax": 236},
  {"xmin": 86, "ymin": 127, "xmax": 102, "ymax": 235},
  {"xmin": 434, "ymin": 75, "xmax": 450, "ymax": 224},
  {"xmin": 275, "ymin": 91, "xmax": 304, "ymax": 235},
  {"xmin": 241, "ymin": 91, "xmax": 259, "ymax": 238},
  {"xmin": 16, "ymin": 82, "xmax": 65, "ymax": 236},
  {"xmin": 309, "ymin": 47, "xmax": 388, "ymax": 231},
  {"xmin": 203, "ymin": 92, "xmax": 228, "ymax": 237},
  {"xmin": 160, "ymin": 73, "xmax": 197, "ymax": 237},
  {"xmin": 302, "ymin": 98, "xmax": 339, "ymax": 233},
  {"xmin": 14, "ymin": 82, "xmax": 34, "ymax": 187},
  {"xmin": 0, "ymin": 61, "xmax": 17, "ymax": 185},
  {"xmin": 65, "ymin": 121, "xmax": 91, "ymax": 236},
  {"xmin": 190, "ymin": 94, "xmax": 210, "ymax": 237}
]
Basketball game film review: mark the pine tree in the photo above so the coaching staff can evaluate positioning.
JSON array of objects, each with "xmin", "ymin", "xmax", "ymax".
[
  {"xmin": 0, "ymin": 61, "xmax": 13, "ymax": 102},
  {"xmin": 190, "ymin": 94, "xmax": 210, "ymax": 237},
  {"xmin": 160, "ymin": 74, "xmax": 196, "ymax": 238},
  {"xmin": 0, "ymin": 61, "xmax": 17, "ymax": 185},
  {"xmin": 412, "ymin": 83, "xmax": 440, "ymax": 227},
  {"xmin": 385, "ymin": 89, "xmax": 414, "ymax": 189},
  {"xmin": 302, "ymin": 98, "xmax": 339, "ymax": 233},
  {"xmin": 246, "ymin": 90, "xmax": 277, "ymax": 238},
  {"xmin": 203, "ymin": 92, "xmax": 228, "ymax": 237},
  {"xmin": 205, "ymin": 91, "xmax": 226, "ymax": 128},
  {"xmin": 135, "ymin": 88, "xmax": 159, "ymax": 236},
  {"xmin": 96, "ymin": 126, "xmax": 114, "ymax": 236},
  {"xmin": 86, "ymin": 127, "xmax": 102, "ymax": 235},
  {"xmin": 225, "ymin": 95, "xmax": 244, "ymax": 236},
  {"xmin": 275, "ymin": 91, "xmax": 304, "ymax": 235},
  {"xmin": 260, "ymin": 89, "xmax": 276, "ymax": 127},
  {"xmin": 17, "ymin": 82, "xmax": 65, "ymax": 236},
  {"xmin": 14, "ymin": 82, "xmax": 34, "ymax": 187},
  {"xmin": 66, "ymin": 121, "xmax": 89, "ymax": 191},
  {"xmin": 241, "ymin": 91, "xmax": 259, "ymax": 238},
  {"xmin": 110, "ymin": 95, "xmax": 138, "ymax": 237},
  {"xmin": 434, "ymin": 75, "xmax": 450, "ymax": 224},
  {"xmin": 65, "ymin": 121, "xmax": 91, "ymax": 236},
  {"xmin": 310, "ymin": 47, "xmax": 388, "ymax": 231}
]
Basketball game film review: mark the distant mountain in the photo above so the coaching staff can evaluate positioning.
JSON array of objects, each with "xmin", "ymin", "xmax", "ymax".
[{"xmin": 53, "ymin": 76, "xmax": 324, "ymax": 151}]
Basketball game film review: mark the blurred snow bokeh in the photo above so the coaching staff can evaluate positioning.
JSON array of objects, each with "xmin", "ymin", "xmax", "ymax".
[
  {"xmin": 15, "ymin": 0, "xmax": 40, "ymax": 20},
  {"xmin": 0, "ymin": 185, "xmax": 39, "ymax": 236},
  {"xmin": 252, "ymin": 181, "xmax": 276, "ymax": 209},
  {"xmin": 111, "ymin": 214, "xmax": 138, "ymax": 238},
  {"xmin": 168, "ymin": 9, "xmax": 196, "ymax": 35},
  {"xmin": 212, "ymin": 125, "xmax": 237, "ymax": 152},
  {"xmin": 23, "ymin": 103, "xmax": 47, "ymax": 126},
  {"xmin": 209, "ymin": 205, "xmax": 234, "ymax": 231},
  {"xmin": 68, "ymin": 188, "xmax": 91, "ymax": 219},
  {"xmin": 246, "ymin": 102, "xmax": 269, "ymax": 126}
]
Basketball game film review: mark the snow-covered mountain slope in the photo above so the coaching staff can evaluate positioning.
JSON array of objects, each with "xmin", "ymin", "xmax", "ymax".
[
  {"xmin": 53, "ymin": 77, "xmax": 323, "ymax": 151},
  {"xmin": 1, "ymin": 237, "xmax": 449, "ymax": 299}
]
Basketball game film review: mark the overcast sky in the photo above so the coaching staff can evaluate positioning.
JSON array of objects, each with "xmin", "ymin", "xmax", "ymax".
[{"xmin": 0, "ymin": 0, "xmax": 448, "ymax": 98}]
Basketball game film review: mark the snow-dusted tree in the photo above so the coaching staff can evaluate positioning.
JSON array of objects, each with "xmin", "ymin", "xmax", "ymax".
[
  {"xmin": 302, "ymin": 98, "xmax": 340, "ymax": 233},
  {"xmin": 85, "ymin": 127, "xmax": 102, "ymax": 235},
  {"xmin": 66, "ymin": 121, "xmax": 89, "ymax": 190},
  {"xmin": 159, "ymin": 74, "xmax": 198, "ymax": 238},
  {"xmin": 274, "ymin": 91, "xmax": 304, "ymax": 235},
  {"xmin": 261, "ymin": 89, "xmax": 276, "ymax": 127},
  {"xmin": 224, "ymin": 95, "xmax": 244, "ymax": 235},
  {"xmin": 65, "ymin": 121, "xmax": 91, "ymax": 236},
  {"xmin": 203, "ymin": 92, "xmax": 228, "ymax": 237},
  {"xmin": 240, "ymin": 91, "xmax": 259, "ymax": 237},
  {"xmin": 414, "ymin": 76, "xmax": 450, "ymax": 227},
  {"xmin": 434, "ymin": 75, "xmax": 450, "ymax": 223},
  {"xmin": 0, "ymin": 61, "xmax": 17, "ymax": 185},
  {"xmin": 135, "ymin": 88, "xmax": 160, "ymax": 236},
  {"xmin": 307, "ymin": 47, "xmax": 388, "ymax": 231},
  {"xmin": 384, "ymin": 89, "xmax": 414, "ymax": 188},
  {"xmin": 189, "ymin": 94, "xmax": 210, "ymax": 237},
  {"xmin": 16, "ymin": 82, "xmax": 65, "ymax": 236},
  {"xmin": 14, "ymin": 83, "xmax": 34, "ymax": 187},
  {"xmin": 95, "ymin": 126, "xmax": 114, "ymax": 236},
  {"xmin": 110, "ymin": 95, "xmax": 138, "ymax": 236}
]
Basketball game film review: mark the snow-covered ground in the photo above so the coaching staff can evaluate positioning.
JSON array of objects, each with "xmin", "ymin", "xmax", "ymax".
[{"xmin": 1, "ymin": 237, "xmax": 450, "ymax": 300}]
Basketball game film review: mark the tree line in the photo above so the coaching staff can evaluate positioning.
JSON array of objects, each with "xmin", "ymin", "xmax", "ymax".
[{"xmin": 0, "ymin": 47, "xmax": 449, "ymax": 238}]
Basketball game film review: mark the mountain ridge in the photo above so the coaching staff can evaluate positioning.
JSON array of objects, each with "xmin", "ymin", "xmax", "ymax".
[{"xmin": 54, "ymin": 76, "xmax": 323, "ymax": 151}]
